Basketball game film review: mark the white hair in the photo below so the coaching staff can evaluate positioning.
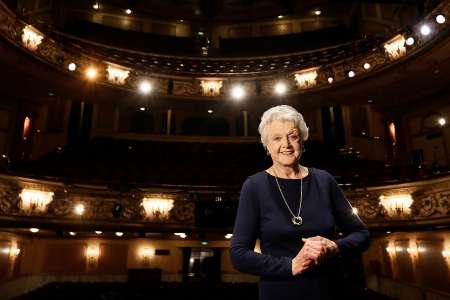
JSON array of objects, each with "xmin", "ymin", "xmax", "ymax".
[{"xmin": 258, "ymin": 105, "xmax": 309, "ymax": 149}]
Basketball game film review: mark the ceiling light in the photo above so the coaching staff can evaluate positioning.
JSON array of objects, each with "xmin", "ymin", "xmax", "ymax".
[
  {"xmin": 277, "ymin": 15, "xmax": 284, "ymax": 19},
  {"xmin": 178, "ymin": 19, "xmax": 184, "ymax": 23},
  {"xmin": 95, "ymin": 231, "xmax": 102, "ymax": 235},
  {"xmin": 93, "ymin": 3, "xmax": 99, "ymax": 10},
  {"xmin": 115, "ymin": 231, "xmax": 124, "ymax": 237},
  {"xmin": 231, "ymin": 85, "xmax": 245, "ymax": 100},
  {"xmin": 140, "ymin": 107, "xmax": 146, "ymax": 111},
  {"xmin": 435, "ymin": 14, "xmax": 446, "ymax": 24},
  {"xmin": 69, "ymin": 232, "xmax": 76, "ymax": 236},
  {"xmin": 139, "ymin": 81, "xmax": 152, "ymax": 94},
  {"xmin": 207, "ymin": 109, "xmax": 213, "ymax": 114},
  {"xmin": 314, "ymin": 9, "xmax": 322, "ymax": 16},
  {"xmin": 29, "ymin": 228, "xmax": 39, "ymax": 233},
  {"xmin": 405, "ymin": 37, "xmax": 415, "ymax": 46},
  {"xmin": 125, "ymin": 9, "xmax": 132, "ymax": 15},
  {"xmin": 274, "ymin": 82, "xmax": 287, "ymax": 95},
  {"xmin": 420, "ymin": 24, "xmax": 431, "ymax": 36},
  {"xmin": 86, "ymin": 67, "xmax": 97, "ymax": 80},
  {"xmin": 363, "ymin": 63, "xmax": 371, "ymax": 70},
  {"xmin": 68, "ymin": 63, "xmax": 77, "ymax": 71},
  {"xmin": 174, "ymin": 232, "xmax": 187, "ymax": 239},
  {"xmin": 347, "ymin": 70, "xmax": 355, "ymax": 78},
  {"xmin": 438, "ymin": 117, "xmax": 446, "ymax": 126},
  {"xmin": 74, "ymin": 204, "xmax": 85, "ymax": 215},
  {"xmin": 225, "ymin": 233, "xmax": 233, "ymax": 239},
  {"xmin": 327, "ymin": 77, "xmax": 334, "ymax": 84}
]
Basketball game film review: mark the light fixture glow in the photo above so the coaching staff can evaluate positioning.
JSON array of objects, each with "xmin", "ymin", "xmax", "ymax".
[
  {"xmin": 294, "ymin": 68, "xmax": 318, "ymax": 89},
  {"xmin": 200, "ymin": 80, "xmax": 223, "ymax": 96},
  {"xmin": 278, "ymin": 15, "xmax": 284, "ymax": 19},
  {"xmin": 140, "ymin": 107, "xmax": 146, "ymax": 111},
  {"xmin": 68, "ymin": 63, "xmax": 77, "ymax": 71},
  {"xmin": 225, "ymin": 233, "xmax": 233, "ymax": 239},
  {"xmin": 29, "ymin": 228, "xmax": 39, "ymax": 233},
  {"xmin": 95, "ymin": 231, "xmax": 102, "ymax": 235},
  {"xmin": 379, "ymin": 194, "xmax": 413, "ymax": 216},
  {"xmin": 21, "ymin": 25, "xmax": 44, "ymax": 50},
  {"xmin": 115, "ymin": 231, "xmax": 124, "ymax": 237},
  {"xmin": 327, "ymin": 77, "xmax": 334, "ymax": 84},
  {"xmin": 139, "ymin": 81, "xmax": 152, "ymax": 94},
  {"xmin": 352, "ymin": 207, "xmax": 358, "ymax": 215},
  {"xmin": 125, "ymin": 9, "xmax": 132, "ymax": 14},
  {"xmin": 405, "ymin": 37, "xmax": 415, "ymax": 46},
  {"xmin": 314, "ymin": 9, "xmax": 322, "ymax": 16},
  {"xmin": 86, "ymin": 67, "xmax": 98, "ymax": 80},
  {"xmin": 363, "ymin": 63, "xmax": 371, "ymax": 70},
  {"xmin": 19, "ymin": 189, "xmax": 54, "ymax": 213},
  {"xmin": 69, "ymin": 231, "xmax": 76, "ymax": 236},
  {"xmin": 231, "ymin": 85, "xmax": 245, "ymax": 100},
  {"xmin": 420, "ymin": 24, "xmax": 431, "ymax": 36},
  {"xmin": 384, "ymin": 34, "xmax": 407, "ymax": 59},
  {"xmin": 74, "ymin": 204, "xmax": 85, "ymax": 215},
  {"xmin": 435, "ymin": 14, "xmax": 446, "ymax": 24},
  {"xmin": 106, "ymin": 64, "xmax": 130, "ymax": 85},
  {"xmin": 274, "ymin": 82, "xmax": 287, "ymax": 95},
  {"xmin": 438, "ymin": 117, "xmax": 446, "ymax": 126},
  {"xmin": 142, "ymin": 197, "xmax": 174, "ymax": 220},
  {"xmin": 174, "ymin": 232, "xmax": 187, "ymax": 239},
  {"xmin": 348, "ymin": 70, "xmax": 355, "ymax": 78}
]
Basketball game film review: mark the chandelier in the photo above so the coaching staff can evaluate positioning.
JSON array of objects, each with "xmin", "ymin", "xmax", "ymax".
[
  {"xmin": 142, "ymin": 197, "xmax": 174, "ymax": 221},
  {"xmin": 379, "ymin": 193, "xmax": 413, "ymax": 217},
  {"xmin": 21, "ymin": 25, "xmax": 44, "ymax": 51},
  {"xmin": 19, "ymin": 188, "xmax": 54, "ymax": 213}
]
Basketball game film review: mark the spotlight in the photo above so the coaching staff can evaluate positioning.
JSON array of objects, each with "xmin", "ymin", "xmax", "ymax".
[
  {"xmin": 363, "ymin": 63, "xmax": 371, "ymax": 70},
  {"xmin": 30, "ymin": 227, "xmax": 39, "ymax": 233},
  {"xmin": 438, "ymin": 117, "xmax": 446, "ymax": 126},
  {"xmin": 405, "ymin": 37, "xmax": 415, "ymax": 46},
  {"xmin": 274, "ymin": 82, "xmax": 287, "ymax": 95},
  {"xmin": 86, "ymin": 67, "xmax": 97, "ymax": 80},
  {"xmin": 347, "ymin": 70, "xmax": 355, "ymax": 78},
  {"xmin": 327, "ymin": 77, "xmax": 334, "ymax": 84},
  {"xmin": 74, "ymin": 204, "xmax": 85, "ymax": 215},
  {"xmin": 95, "ymin": 231, "xmax": 102, "ymax": 235},
  {"xmin": 115, "ymin": 231, "xmax": 124, "ymax": 237},
  {"xmin": 436, "ymin": 14, "xmax": 446, "ymax": 24},
  {"xmin": 139, "ymin": 81, "xmax": 152, "ymax": 94},
  {"xmin": 68, "ymin": 63, "xmax": 77, "ymax": 71},
  {"xmin": 231, "ymin": 85, "xmax": 245, "ymax": 100},
  {"xmin": 420, "ymin": 24, "xmax": 431, "ymax": 36},
  {"xmin": 125, "ymin": 9, "xmax": 132, "ymax": 14}
]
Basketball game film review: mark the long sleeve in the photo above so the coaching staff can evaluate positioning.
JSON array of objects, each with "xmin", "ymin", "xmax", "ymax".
[
  {"xmin": 327, "ymin": 173, "xmax": 370, "ymax": 257},
  {"xmin": 230, "ymin": 177, "xmax": 293, "ymax": 278}
]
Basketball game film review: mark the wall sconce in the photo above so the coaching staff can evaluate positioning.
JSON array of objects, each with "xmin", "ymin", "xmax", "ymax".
[
  {"xmin": 442, "ymin": 249, "xmax": 450, "ymax": 259},
  {"xmin": 139, "ymin": 247, "xmax": 153, "ymax": 263},
  {"xmin": 200, "ymin": 80, "xmax": 223, "ymax": 96},
  {"xmin": 19, "ymin": 188, "xmax": 54, "ymax": 213},
  {"xmin": 384, "ymin": 34, "xmax": 407, "ymax": 60},
  {"xmin": 294, "ymin": 67, "xmax": 318, "ymax": 89},
  {"xmin": 1, "ymin": 246, "xmax": 20, "ymax": 258},
  {"xmin": 22, "ymin": 25, "xmax": 44, "ymax": 50},
  {"xmin": 379, "ymin": 194, "xmax": 413, "ymax": 217},
  {"xmin": 106, "ymin": 63, "xmax": 130, "ymax": 85},
  {"xmin": 142, "ymin": 197, "xmax": 174, "ymax": 221},
  {"xmin": 86, "ymin": 245, "xmax": 100, "ymax": 263}
]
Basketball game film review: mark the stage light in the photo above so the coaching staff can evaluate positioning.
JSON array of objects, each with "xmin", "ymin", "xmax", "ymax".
[
  {"xmin": 363, "ymin": 63, "xmax": 371, "ymax": 70},
  {"xmin": 140, "ymin": 107, "xmax": 146, "ymax": 111},
  {"xmin": 68, "ymin": 63, "xmax": 77, "ymax": 71},
  {"xmin": 30, "ymin": 228, "xmax": 39, "ymax": 233},
  {"xmin": 278, "ymin": 15, "xmax": 284, "ymax": 19},
  {"xmin": 406, "ymin": 37, "xmax": 415, "ymax": 46},
  {"xmin": 174, "ymin": 233, "xmax": 187, "ymax": 238},
  {"xmin": 125, "ymin": 9, "xmax": 132, "ymax": 14},
  {"xmin": 347, "ymin": 70, "xmax": 355, "ymax": 78},
  {"xmin": 436, "ymin": 14, "xmax": 446, "ymax": 24},
  {"xmin": 225, "ymin": 233, "xmax": 233, "ymax": 239},
  {"xmin": 274, "ymin": 82, "xmax": 287, "ymax": 95},
  {"xmin": 420, "ymin": 24, "xmax": 431, "ymax": 36},
  {"xmin": 231, "ymin": 85, "xmax": 245, "ymax": 100},
  {"xmin": 139, "ymin": 81, "xmax": 152, "ymax": 94}
]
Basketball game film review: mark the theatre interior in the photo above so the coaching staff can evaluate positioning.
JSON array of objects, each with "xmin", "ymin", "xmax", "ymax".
[{"xmin": 0, "ymin": 0, "xmax": 449, "ymax": 299}]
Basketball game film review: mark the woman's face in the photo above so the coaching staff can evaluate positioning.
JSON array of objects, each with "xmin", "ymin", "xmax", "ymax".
[{"xmin": 266, "ymin": 120, "xmax": 302, "ymax": 168}]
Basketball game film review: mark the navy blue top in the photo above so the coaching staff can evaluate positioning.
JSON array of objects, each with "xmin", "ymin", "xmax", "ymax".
[{"xmin": 230, "ymin": 168, "xmax": 370, "ymax": 300}]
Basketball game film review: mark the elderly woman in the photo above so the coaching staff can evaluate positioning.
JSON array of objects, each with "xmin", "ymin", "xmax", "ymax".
[{"xmin": 230, "ymin": 105, "xmax": 370, "ymax": 300}]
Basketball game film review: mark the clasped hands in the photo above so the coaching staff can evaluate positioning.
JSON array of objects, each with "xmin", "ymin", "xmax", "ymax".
[{"xmin": 292, "ymin": 236, "xmax": 338, "ymax": 275}]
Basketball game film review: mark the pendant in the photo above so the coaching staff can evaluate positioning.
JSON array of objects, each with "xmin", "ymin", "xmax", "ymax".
[{"xmin": 292, "ymin": 216, "xmax": 303, "ymax": 226}]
